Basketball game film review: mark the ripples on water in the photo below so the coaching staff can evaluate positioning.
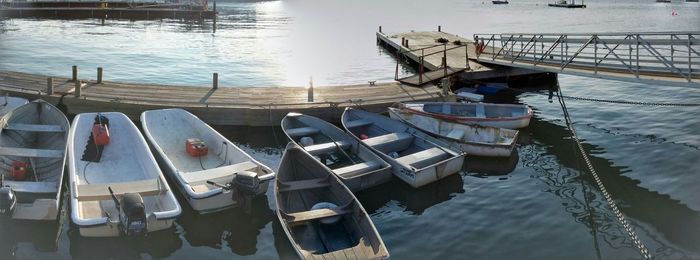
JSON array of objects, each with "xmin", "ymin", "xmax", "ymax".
[{"xmin": 1, "ymin": 0, "xmax": 700, "ymax": 259}]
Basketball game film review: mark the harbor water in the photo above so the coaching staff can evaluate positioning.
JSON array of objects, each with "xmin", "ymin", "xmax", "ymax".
[{"xmin": 1, "ymin": 0, "xmax": 700, "ymax": 259}]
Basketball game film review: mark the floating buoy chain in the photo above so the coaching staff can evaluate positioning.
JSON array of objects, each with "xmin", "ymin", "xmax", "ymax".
[{"xmin": 556, "ymin": 86, "xmax": 652, "ymax": 259}]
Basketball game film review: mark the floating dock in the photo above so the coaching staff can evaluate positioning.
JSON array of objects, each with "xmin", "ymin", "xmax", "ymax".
[
  {"xmin": 0, "ymin": 71, "xmax": 446, "ymax": 126},
  {"xmin": 0, "ymin": 1, "xmax": 216, "ymax": 20},
  {"xmin": 375, "ymin": 28, "xmax": 547, "ymax": 86}
]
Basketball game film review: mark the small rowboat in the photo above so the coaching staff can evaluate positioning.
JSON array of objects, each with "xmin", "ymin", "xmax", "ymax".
[
  {"xmin": 389, "ymin": 107, "xmax": 519, "ymax": 157},
  {"xmin": 141, "ymin": 108, "xmax": 275, "ymax": 213},
  {"xmin": 68, "ymin": 112, "xmax": 181, "ymax": 237},
  {"xmin": 275, "ymin": 142, "xmax": 389, "ymax": 260},
  {"xmin": 0, "ymin": 100, "xmax": 69, "ymax": 220},
  {"xmin": 342, "ymin": 108, "xmax": 465, "ymax": 188},
  {"xmin": 398, "ymin": 102, "xmax": 533, "ymax": 129},
  {"xmin": 282, "ymin": 112, "xmax": 392, "ymax": 192},
  {"xmin": 492, "ymin": 0, "xmax": 509, "ymax": 4}
]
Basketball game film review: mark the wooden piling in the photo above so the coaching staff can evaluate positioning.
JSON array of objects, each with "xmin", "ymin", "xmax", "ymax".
[
  {"xmin": 72, "ymin": 65, "xmax": 78, "ymax": 82},
  {"xmin": 46, "ymin": 77, "xmax": 53, "ymax": 95},
  {"xmin": 212, "ymin": 1, "xmax": 217, "ymax": 33},
  {"xmin": 401, "ymin": 37, "xmax": 405, "ymax": 47},
  {"xmin": 97, "ymin": 67, "xmax": 103, "ymax": 83},
  {"xmin": 438, "ymin": 25, "xmax": 441, "ymax": 32},
  {"xmin": 308, "ymin": 77, "xmax": 314, "ymax": 102},
  {"xmin": 213, "ymin": 73, "xmax": 218, "ymax": 89},
  {"xmin": 74, "ymin": 80, "xmax": 81, "ymax": 97},
  {"xmin": 379, "ymin": 26, "xmax": 382, "ymax": 33}
]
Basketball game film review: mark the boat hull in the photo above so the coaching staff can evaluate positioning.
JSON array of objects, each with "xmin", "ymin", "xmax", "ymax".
[
  {"xmin": 401, "ymin": 102, "xmax": 533, "ymax": 129},
  {"xmin": 77, "ymin": 218, "xmax": 176, "ymax": 237},
  {"xmin": 389, "ymin": 108, "xmax": 518, "ymax": 157}
]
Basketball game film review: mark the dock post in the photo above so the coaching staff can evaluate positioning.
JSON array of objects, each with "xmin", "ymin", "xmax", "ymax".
[
  {"xmin": 46, "ymin": 77, "xmax": 53, "ymax": 95},
  {"xmin": 308, "ymin": 76, "xmax": 314, "ymax": 102},
  {"xmin": 97, "ymin": 67, "xmax": 103, "ymax": 84},
  {"xmin": 438, "ymin": 25, "xmax": 441, "ymax": 32},
  {"xmin": 213, "ymin": 1, "xmax": 217, "ymax": 33},
  {"xmin": 72, "ymin": 65, "xmax": 78, "ymax": 82},
  {"xmin": 405, "ymin": 39, "xmax": 409, "ymax": 48},
  {"xmin": 401, "ymin": 37, "xmax": 405, "ymax": 47},
  {"xmin": 74, "ymin": 80, "xmax": 81, "ymax": 97},
  {"xmin": 379, "ymin": 26, "xmax": 382, "ymax": 33},
  {"xmin": 441, "ymin": 78, "xmax": 450, "ymax": 95},
  {"xmin": 213, "ymin": 73, "xmax": 218, "ymax": 89}
]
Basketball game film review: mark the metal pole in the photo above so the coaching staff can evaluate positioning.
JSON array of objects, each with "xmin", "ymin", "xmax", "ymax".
[
  {"xmin": 594, "ymin": 36, "xmax": 598, "ymax": 74},
  {"xmin": 636, "ymin": 34, "xmax": 640, "ymax": 78},
  {"xmin": 395, "ymin": 51, "xmax": 400, "ymax": 80},
  {"xmin": 420, "ymin": 49, "xmax": 424, "ymax": 84},
  {"xmin": 689, "ymin": 34, "xmax": 693, "ymax": 82}
]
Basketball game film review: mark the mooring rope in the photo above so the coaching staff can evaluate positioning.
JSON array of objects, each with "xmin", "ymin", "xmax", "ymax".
[{"xmin": 555, "ymin": 85, "xmax": 652, "ymax": 259}]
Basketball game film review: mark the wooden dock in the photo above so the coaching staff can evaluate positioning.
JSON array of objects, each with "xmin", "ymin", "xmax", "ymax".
[
  {"xmin": 0, "ymin": 71, "xmax": 446, "ymax": 126},
  {"xmin": 376, "ymin": 29, "xmax": 546, "ymax": 85}
]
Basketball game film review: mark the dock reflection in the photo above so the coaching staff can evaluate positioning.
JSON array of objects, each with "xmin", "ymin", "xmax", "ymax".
[{"xmin": 524, "ymin": 116, "xmax": 700, "ymax": 258}]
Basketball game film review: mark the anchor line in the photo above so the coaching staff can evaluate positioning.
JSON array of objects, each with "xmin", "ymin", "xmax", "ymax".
[{"xmin": 555, "ymin": 84, "xmax": 652, "ymax": 259}]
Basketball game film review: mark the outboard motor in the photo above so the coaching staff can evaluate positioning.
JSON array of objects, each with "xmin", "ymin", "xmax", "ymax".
[
  {"xmin": 0, "ymin": 187, "xmax": 16, "ymax": 217},
  {"xmin": 109, "ymin": 188, "xmax": 147, "ymax": 236},
  {"xmin": 230, "ymin": 171, "xmax": 260, "ymax": 213}
]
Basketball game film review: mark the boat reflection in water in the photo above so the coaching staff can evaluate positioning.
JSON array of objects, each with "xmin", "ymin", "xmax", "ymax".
[
  {"xmin": 464, "ymin": 150, "xmax": 520, "ymax": 178},
  {"xmin": 356, "ymin": 173, "xmax": 465, "ymax": 215},
  {"xmin": 68, "ymin": 221, "xmax": 182, "ymax": 259},
  {"xmin": 177, "ymin": 196, "xmax": 274, "ymax": 256},
  {"xmin": 0, "ymin": 218, "xmax": 63, "ymax": 258}
]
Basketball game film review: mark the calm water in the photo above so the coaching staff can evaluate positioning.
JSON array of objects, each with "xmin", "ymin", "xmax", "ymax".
[{"xmin": 1, "ymin": 0, "xmax": 700, "ymax": 259}]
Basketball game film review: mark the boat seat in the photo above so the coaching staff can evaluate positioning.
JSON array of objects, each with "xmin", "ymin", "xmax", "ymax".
[
  {"xmin": 286, "ymin": 127, "xmax": 320, "ymax": 138},
  {"xmin": 304, "ymin": 141, "xmax": 351, "ymax": 156},
  {"xmin": 345, "ymin": 119, "xmax": 373, "ymax": 129},
  {"xmin": 333, "ymin": 161, "xmax": 381, "ymax": 177},
  {"xmin": 475, "ymin": 105, "xmax": 486, "ymax": 118},
  {"xmin": 396, "ymin": 148, "xmax": 451, "ymax": 169},
  {"xmin": 362, "ymin": 132, "xmax": 413, "ymax": 153},
  {"xmin": 283, "ymin": 202, "xmax": 353, "ymax": 224},
  {"xmin": 75, "ymin": 179, "xmax": 164, "ymax": 201},
  {"xmin": 181, "ymin": 161, "xmax": 258, "ymax": 184},
  {"xmin": 278, "ymin": 177, "xmax": 331, "ymax": 192},
  {"xmin": 0, "ymin": 147, "xmax": 63, "ymax": 158},
  {"xmin": 4, "ymin": 123, "xmax": 64, "ymax": 133}
]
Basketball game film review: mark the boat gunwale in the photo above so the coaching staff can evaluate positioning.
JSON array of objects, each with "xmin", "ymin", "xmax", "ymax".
[{"xmin": 401, "ymin": 102, "xmax": 534, "ymax": 123}]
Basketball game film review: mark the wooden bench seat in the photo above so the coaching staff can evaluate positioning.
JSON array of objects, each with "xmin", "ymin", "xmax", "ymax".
[
  {"xmin": 4, "ymin": 123, "xmax": 64, "ymax": 133},
  {"xmin": 181, "ymin": 161, "xmax": 258, "ymax": 184},
  {"xmin": 362, "ymin": 132, "xmax": 413, "ymax": 153},
  {"xmin": 75, "ymin": 178, "xmax": 164, "ymax": 201},
  {"xmin": 304, "ymin": 141, "xmax": 350, "ymax": 156},
  {"xmin": 283, "ymin": 202, "xmax": 353, "ymax": 224},
  {"xmin": 333, "ymin": 161, "xmax": 381, "ymax": 177},
  {"xmin": 0, "ymin": 147, "xmax": 63, "ymax": 158},
  {"xmin": 286, "ymin": 127, "xmax": 320, "ymax": 138},
  {"xmin": 278, "ymin": 177, "xmax": 331, "ymax": 192},
  {"xmin": 396, "ymin": 148, "xmax": 450, "ymax": 169},
  {"xmin": 345, "ymin": 119, "xmax": 373, "ymax": 129}
]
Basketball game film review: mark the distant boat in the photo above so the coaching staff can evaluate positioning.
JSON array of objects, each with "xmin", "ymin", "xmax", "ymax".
[
  {"xmin": 656, "ymin": 0, "xmax": 672, "ymax": 2},
  {"xmin": 388, "ymin": 107, "xmax": 519, "ymax": 157},
  {"xmin": 68, "ymin": 112, "xmax": 181, "ymax": 237},
  {"xmin": 0, "ymin": 100, "xmax": 69, "ymax": 221},
  {"xmin": 342, "ymin": 108, "xmax": 465, "ymax": 188},
  {"xmin": 141, "ymin": 108, "xmax": 275, "ymax": 213},
  {"xmin": 274, "ymin": 142, "xmax": 389, "ymax": 260},
  {"xmin": 397, "ymin": 102, "xmax": 533, "ymax": 129},
  {"xmin": 548, "ymin": 0, "xmax": 586, "ymax": 8},
  {"xmin": 492, "ymin": 0, "xmax": 509, "ymax": 4},
  {"xmin": 281, "ymin": 112, "xmax": 392, "ymax": 192},
  {"xmin": 686, "ymin": 0, "xmax": 698, "ymax": 2}
]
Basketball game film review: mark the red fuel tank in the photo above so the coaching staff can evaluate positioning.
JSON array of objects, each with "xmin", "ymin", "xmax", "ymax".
[
  {"xmin": 92, "ymin": 124, "xmax": 110, "ymax": 145},
  {"xmin": 186, "ymin": 138, "xmax": 208, "ymax": 157},
  {"xmin": 11, "ymin": 161, "xmax": 27, "ymax": 181}
]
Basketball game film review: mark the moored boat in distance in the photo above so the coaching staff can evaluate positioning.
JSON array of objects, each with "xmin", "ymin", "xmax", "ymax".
[
  {"xmin": 398, "ymin": 102, "xmax": 533, "ymax": 129},
  {"xmin": 388, "ymin": 107, "xmax": 519, "ymax": 157},
  {"xmin": 141, "ymin": 108, "xmax": 275, "ymax": 213},
  {"xmin": 281, "ymin": 112, "xmax": 392, "ymax": 192},
  {"xmin": 342, "ymin": 108, "xmax": 465, "ymax": 188},
  {"xmin": 0, "ymin": 100, "xmax": 69, "ymax": 220},
  {"xmin": 68, "ymin": 112, "xmax": 181, "ymax": 237},
  {"xmin": 0, "ymin": 95, "xmax": 28, "ymax": 117},
  {"xmin": 275, "ymin": 143, "xmax": 389, "ymax": 260},
  {"xmin": 492, "ymin": 0, "xmax": 509, "ymax": 4},
  {"xmin": 548, "ymin": 0, "xmax": 586, "ymax": 8},
  {"xmin": 656, "ymin": 0, "xmax": 672, "ymax": 2}
]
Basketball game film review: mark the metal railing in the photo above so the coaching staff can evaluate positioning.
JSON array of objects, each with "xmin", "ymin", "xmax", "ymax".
[
  {"xmin": 473, "ymin": 32, "xmax": 699, "ymax": 86},
  {"xmin": 394, "ymin": 43, "xmax": 470, "ymax": 85}
]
